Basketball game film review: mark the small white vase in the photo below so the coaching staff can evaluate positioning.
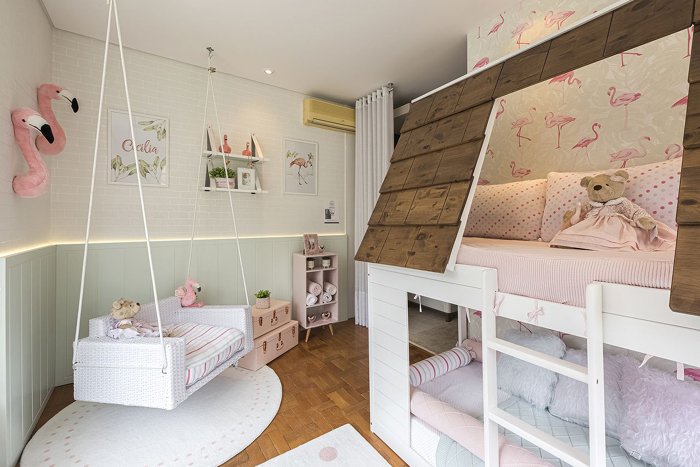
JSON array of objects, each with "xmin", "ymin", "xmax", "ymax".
[{"xmin": 256, "ymin": 297, "xmax": 270, "ymax": 309}]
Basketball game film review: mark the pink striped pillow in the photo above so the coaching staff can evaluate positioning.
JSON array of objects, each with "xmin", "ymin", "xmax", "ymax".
[{"xmin": 409, "ymin": 346, "xmax": 473, "ymax": 386}]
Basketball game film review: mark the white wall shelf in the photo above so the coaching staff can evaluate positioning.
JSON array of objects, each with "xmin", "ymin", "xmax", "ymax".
[
  {"xmin": 200, "ymin": 186, "xmax": 268, "ymax": 194},
  {"xmin": 203, "ymin": 151, "xmax": 267, "ymax": 163}
]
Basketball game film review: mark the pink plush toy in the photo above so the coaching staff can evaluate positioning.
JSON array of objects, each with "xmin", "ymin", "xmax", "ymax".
[
  {"xmin": 11, "ymin": 108, "xmax": 53, "ymax": 198},
  {"xmin": 35, "ymin": 84, "xmax": 78, "ymax": 155},
  {"xmin": 175, "ymin": 279, "xmax": 203, "ymax": 307}
]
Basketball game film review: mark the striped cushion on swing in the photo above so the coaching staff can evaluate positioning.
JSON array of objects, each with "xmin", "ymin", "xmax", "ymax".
[{"xmin": 170, "ymin": 322, "xmax": 245, "ymax": 386}]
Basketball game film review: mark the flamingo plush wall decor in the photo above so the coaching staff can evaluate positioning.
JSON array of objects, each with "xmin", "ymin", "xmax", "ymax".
[
  {"xmin": 11, "ymin": 108, "xmax": 54, "ymax": 198},
  {"xmin": 36, "ymin": 83, "xmax": 79, "ymax": 155}
]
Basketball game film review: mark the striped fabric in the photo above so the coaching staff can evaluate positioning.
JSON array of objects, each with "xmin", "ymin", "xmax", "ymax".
[
  {"xmin": 457, "ymin": 237, "xmax": 674, "ymax": 307},
  {"xmin": 409, "ymin": 347, "xmax": 473, "ymax": 387},
  {"xmin": 169, "ymin": 322, "xmax": 245, "ymax": 387}
]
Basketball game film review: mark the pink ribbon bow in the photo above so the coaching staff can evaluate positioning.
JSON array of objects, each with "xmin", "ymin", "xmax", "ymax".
[
  {"xmin": 493, "ymin": 293, "xmax": 505, "ymax": 316},
  {"xmin": 527, "ymin": 301, "xmax": 544, "ymax": 325}
]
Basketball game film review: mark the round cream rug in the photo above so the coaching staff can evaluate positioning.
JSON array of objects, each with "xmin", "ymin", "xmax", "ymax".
[{"xmin": 22, "ymin": 366, "xmax": 281, "ymax": 467}]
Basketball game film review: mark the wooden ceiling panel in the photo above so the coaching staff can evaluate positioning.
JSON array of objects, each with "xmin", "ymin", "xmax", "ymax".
[
  {"xmin": 455, "ymin": 63, "xmax": 503, "ymax": 112},
  {"xmin": 541, "ymin": 13, "xmax": 612, "ymax": 81},
  {"xmin": 368, "ymin": 192, "xmax": 390, "ymax": 225},
  {"xmin": 684, "ymin": 83, "xmax": 700, "ymax": 148},
  {"xmin": 426, "ymin": 81, "xmax": 465, "ymax": 123},
  {"xmin": 403, "ymin": 151, "xmax": 443, "ymax": 189},
  {"xmin": 380, "ymin": 189, "xmax": 418, "ymax": 225},
  {"xmin": 677, "ymin": 148, "xmax": 700, "ymax": 224},
  {"xmin": 605, "ymin": 0, "xmax": 693, "ymax": 57},
  {"xmin": 462, "ymin": 102, "xmax": 493, "ymax": 143},
  {"xmin": 670, "ymin": 224, "xmax": 700, "ymax": 314},
  {"xmin": 494, "ymin": 42, "xmax": 550, "ymax": 97},
  {"xmin": 377, "ymin": 226, "xmax": 421, "ymax": 267},
  {"xmin": 405, "ymin": 184, "xmax": 451, "ymax": 225},
  {"xmin": 380, "ymin": 158, "xmax": 414, "ymax": 193},
  {"xmin": 438, "ymin": 181, "xmax": 471, "ymax": 225},
  {"xmin": 405, "ymin": 225, "xmax": 460, "ymax": 272},
  {"xmin": 354, "ymin": 226, "xmax": 390, "ymax": 263},
  {"xmin": 433, "ymin": 139, "xmax": 482, "ymax": 185},
  {"xmin": 401, "ymin": 95, "xmax": 434, "ymax": 133}
]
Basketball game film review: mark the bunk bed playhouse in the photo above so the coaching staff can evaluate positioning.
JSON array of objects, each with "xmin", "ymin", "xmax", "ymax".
[{"xmin": 355, "ymin": 0, "xmax": 700, "ymax": 466}]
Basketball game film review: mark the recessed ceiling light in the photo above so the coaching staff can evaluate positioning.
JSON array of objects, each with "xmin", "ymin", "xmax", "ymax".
[{"xmin": 264, "ymin": 68, "xmax": 274, "ymax": 75}]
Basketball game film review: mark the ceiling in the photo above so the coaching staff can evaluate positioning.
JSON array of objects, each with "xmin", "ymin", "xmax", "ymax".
[{"xmin": 41, "ymin": 0, "xmax": 514, "ymax": 106}]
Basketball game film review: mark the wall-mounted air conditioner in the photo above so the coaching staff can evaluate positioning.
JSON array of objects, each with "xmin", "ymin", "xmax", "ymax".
[{"xmin": 303, "ymin": 98, "xmax": 355, "ymax": 133}]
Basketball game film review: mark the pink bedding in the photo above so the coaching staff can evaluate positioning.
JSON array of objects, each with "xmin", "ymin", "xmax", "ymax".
[{"xmin": 456, "ymin": 237, "xmax": 674, "ymax": 307}]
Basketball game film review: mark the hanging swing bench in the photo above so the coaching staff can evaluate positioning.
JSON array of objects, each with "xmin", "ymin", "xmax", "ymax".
[{"xmin": 71, "ymin": 0, "xmax": 252, "ymax": 410}]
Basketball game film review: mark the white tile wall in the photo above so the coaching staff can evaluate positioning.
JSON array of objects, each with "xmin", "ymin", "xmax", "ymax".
[{"xmin": 50, "ymin": 30, "xmax": 350, "ymax": 243}]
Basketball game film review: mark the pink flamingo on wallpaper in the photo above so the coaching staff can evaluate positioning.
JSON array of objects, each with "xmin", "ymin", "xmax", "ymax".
[
  {"xmin": 549, "ymin": 71, "xmax": 582, "ymax": 88},
  {"xmin": 473, "ymin": 57, "xmax": 490, "ymax": 70},
  {"xmin": 11, "ymin": 108, "xmax": 54, "ymax": 198},
  {"xmin": 511, "ymin": 11, "xmax": 536, "ymax": 49},
  {"xmin": 511, "ymin": 107, "xmax": 536, "ymax": 147},
  {"xmin": 609, "ymin": 136, "xmax": 651, "ymax": 168},
  {"xmin": 664, "ymin": 143, "xmax": 683, "ymax": 160},
  {"xmin": 478, "ymin": 178, "xmax": 491, "ymax": 185},
  {"xmin": 175, "ymin": 279, "xmax": 203, "ymax": 307},
  {"xmin": 495, "ymin": 99, "xmax": 506, "ymax": 119},
  {"xmin": 510, "ymin": 160, "xmax": 531, "ymax": 178},
  {"xmin": 544, "ymin": 112, "xmax": 576, "ymax": 149},
  {"xmin": 544, "ymin": 10, "xmax": 575, "ymax": 30},
  {"xmin": 619, "ymin": 51, "xmax": 642, "ymax": 67},
  {"xmin": 486, "ymin": 148, "xmax": 495, "ymax": 159},
  {"xmin": 672, "ymin": 95, "xmax": 688, "ymax": 108},
  {"xmin": 572, "ymin": 122, "xmax": 601, "ymax": 163},
  {"xmin": 36, "ymin": 84, "xmax": 78, "ymax": 155},
  {"xmin": 608, "ymin": 86, "xmax": 641, "ymax": 129},
  {"xmin": 488, "ymin": 13, "xmax": 505, "ymax": 36},
  {"xmin": 685, "ymin": 26, "xmax": 694, "ymax": 58}
]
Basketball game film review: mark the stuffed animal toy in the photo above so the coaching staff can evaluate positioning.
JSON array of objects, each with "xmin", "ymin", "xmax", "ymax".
[
  {"xmin": 108, "ymin": 298, "xmax": 169, "ymax": 339},
  {"xmin": 551, "ymin": 170, "xmax": 676, "ymax": 251},
  {"xmin": 175, "ymin": 279, "xmax": 203, "ymax": 307}
]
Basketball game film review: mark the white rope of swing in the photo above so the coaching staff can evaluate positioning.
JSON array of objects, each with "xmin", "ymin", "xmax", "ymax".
[{"xmin": 73, "ymin": 0, "xmax": 168, "ymax": 370}]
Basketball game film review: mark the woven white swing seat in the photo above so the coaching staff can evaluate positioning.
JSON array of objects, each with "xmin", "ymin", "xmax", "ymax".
[{"xmin": 73, "ymin": 297, "xmax": 253, "ymax": 410}]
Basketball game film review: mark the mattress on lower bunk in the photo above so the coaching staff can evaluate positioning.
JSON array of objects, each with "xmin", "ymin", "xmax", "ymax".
[{"xmin": 457, "ymin": 237, "xmax": 674, "ymax": 307}]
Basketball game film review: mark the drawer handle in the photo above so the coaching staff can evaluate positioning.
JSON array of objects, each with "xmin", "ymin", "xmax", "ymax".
[
  {"xmin": 258, "ymin": 317, "xmax": 263, "ymax": 326},
  {"xmin": 276, "ymin": 340, "xmax": 284, "ymax": 350},
  {"xmin": 271, "ymin": 310, "xmax": 278, "ymax": 325},
  {"xmin": 263, "ymin": 341, "xmax": 267, "ymax": 353}
]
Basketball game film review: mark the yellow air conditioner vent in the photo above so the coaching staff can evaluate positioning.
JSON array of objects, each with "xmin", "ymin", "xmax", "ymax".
[{"xmin": 303, "ymin": 98, "xmax": 355, "ymax": 133}]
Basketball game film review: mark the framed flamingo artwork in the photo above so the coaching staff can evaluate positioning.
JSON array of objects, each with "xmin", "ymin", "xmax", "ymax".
[
  {"xmin": 284, "ymin": 137, "xmax": 317, "ymax": 195},
  {"xmin": 108, "ymin": 109, "xmax": 169, "ymax": 187}
]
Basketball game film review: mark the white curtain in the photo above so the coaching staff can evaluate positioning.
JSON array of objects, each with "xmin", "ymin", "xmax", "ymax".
[{"xmin": 354, "ymin": 86, "xmax": 394, "ymax": 327}]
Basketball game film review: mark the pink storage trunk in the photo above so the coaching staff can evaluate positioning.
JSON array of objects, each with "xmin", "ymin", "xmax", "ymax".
[
  {"xmin": 252, "ymin": 299, "xmax": 291, "ymax": 339},
  {"xmin": 238, "ymin": 320, "xmax": 298, "ymax": 371}
]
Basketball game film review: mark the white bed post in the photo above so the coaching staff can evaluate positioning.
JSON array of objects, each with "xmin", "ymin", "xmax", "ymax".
[
  {"xmin": 481, "ymin": 270, "xmax": 499, "ymax": 466},
  {"xmin": 457, "ymin": 306, "xmax": 469, "ymax": 344},
  {"xmin": 585, "ymin": 283, "xmax": 606, "ymax": 466}
]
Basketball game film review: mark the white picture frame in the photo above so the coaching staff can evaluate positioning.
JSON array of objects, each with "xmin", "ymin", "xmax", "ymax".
[
  {"xmin": 108, "ymin": 109, "xmax": 169, "ymax": 187},
  {"xmin": 284, "ymin": 137, "xmax": 317, "ymax": 195},
  {"xmin": 238, "ymin": 167, "xmax": 256, "ymax": 191}
]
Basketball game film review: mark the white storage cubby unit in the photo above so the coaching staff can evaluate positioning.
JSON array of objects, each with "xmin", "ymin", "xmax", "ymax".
[{"xmin": 292, "ymin": 252, "xmax": 339, "ymax": 342}]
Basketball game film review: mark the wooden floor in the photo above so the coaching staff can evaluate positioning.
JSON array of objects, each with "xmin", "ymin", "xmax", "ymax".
[{"xmin": 35, "ymin": 320, "xmax": 433, "ymax": 466}]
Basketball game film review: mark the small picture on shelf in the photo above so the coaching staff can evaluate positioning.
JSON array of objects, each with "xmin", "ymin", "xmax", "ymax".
[
  {"xmin": 303, "ymin": 233, "xmax": 321, "ymax": 255},
  {"xmin": 238, "ymin": 167, "xmax": 256, "ymax": 191}
]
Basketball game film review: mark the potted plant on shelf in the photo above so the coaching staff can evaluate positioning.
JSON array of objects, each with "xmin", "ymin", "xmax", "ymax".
[
  {"xmin": 255, "ymin": 289, "xmax": 271, "ymax": 309},
  {"xmin": 209, "ymin": 167, "xmax": 236, "ymax": 189}
]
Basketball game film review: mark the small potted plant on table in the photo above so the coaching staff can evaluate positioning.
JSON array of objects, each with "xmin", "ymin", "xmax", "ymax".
[
  {"xmin": 255, "ymin": 289, "xmax": 271, "ymax": 309},
  {"xmin": 209, "ymin": 166, "xmax": 236, "ymax": 189}
]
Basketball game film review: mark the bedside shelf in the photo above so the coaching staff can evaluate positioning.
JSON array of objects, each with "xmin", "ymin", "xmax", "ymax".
[{"xmin": 203, "ymin": 151, "xmax": 267, "ymax": 163}]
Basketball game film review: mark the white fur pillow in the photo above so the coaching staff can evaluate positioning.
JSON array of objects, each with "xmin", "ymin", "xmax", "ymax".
[
  {"xmin": 619, "ymin": 364, "xmax": 700, "ymax": 466},
  {"xmin": 541, "ymin": 158, "xmax": 681, "ymax": 241},
  {"xmin": 548, "ymin": 349, "xmax": 636, "ymax": 439},
  {"xmin": 497, "ymin": 329, "xmax": 565, "ymax": 409},
  {"xmin": 465, "ymin": 178, "xmax": 546, "ymax": 241}
]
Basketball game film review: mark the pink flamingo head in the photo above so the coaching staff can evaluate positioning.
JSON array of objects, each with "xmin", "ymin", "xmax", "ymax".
[
  {"xmin": 185, "ymin": 278, "xmax": 202, "ymax": 293},
  {"xmin": 592, "ymin": 122, "xmax": 601, "ymax": 131},
  {"xmin": 510, "ymin": 160, "xmax": 516, "ymax": 168},
  {"xmin": 12, "ymin": 108, "xmax": 54, "ymax": 143},
  {"xmin": 38, "ymin": 83, "xmax": 79, "ymax": 113},
  {"xmin": 544, "ymin": 111, "xmax": 553, "ymax": 121},
  {"xmin": 607, "ymin": 86, "xmax": 616, "ymax": 97},
  {"xmin": 665, "ymin": 143, "xmax": 683, "ymax": 160}
]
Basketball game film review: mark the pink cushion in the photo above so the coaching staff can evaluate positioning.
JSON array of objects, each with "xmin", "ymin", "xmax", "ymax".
[
  {"xmin": 541, "ymin": 159, "xmax": 681, "ymax": 241},
  {"xmin": 465, "ymin": 179, "xmax": 546, "ymax": 241}
]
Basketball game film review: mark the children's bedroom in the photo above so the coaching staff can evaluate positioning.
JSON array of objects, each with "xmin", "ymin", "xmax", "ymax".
[{"xmin": 1, "ymin": 0, "xmax": 699, "ymax": 466}]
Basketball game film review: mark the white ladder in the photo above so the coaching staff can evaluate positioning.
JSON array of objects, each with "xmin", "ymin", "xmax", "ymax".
[{"xmin": 481, "ymin": 274, "xmax": 606, "ymax": 467}]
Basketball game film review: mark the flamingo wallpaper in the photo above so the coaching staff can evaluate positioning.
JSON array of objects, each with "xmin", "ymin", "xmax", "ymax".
[{"xmin": 469, "ymin": 3, "xmax": 690, "ymax": 185}]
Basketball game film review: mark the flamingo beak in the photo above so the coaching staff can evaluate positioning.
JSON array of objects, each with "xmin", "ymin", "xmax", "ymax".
[
  {"xmin": 59, "ymin": 89, "xmax": 79, "ymax": 113},
  {"xmin": 26, "ymin": 114, "xmax": 54, "ymax": 144}
]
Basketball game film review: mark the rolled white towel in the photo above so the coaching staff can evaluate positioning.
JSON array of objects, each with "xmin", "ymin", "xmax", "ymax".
[
  {"xmin": 321, "ymin": 291, "xmax": 333, "ymax": 304},
  {"xmin": 323, "ymin": 282, "xmax": 337, "ymax": 296},
  {"xmin": 306, "ymin": 293, "xmax": 318, "ymax": 306},
  {"xmin": 307, "ymin": 280, "xmax": 322, "ymax": 296}
]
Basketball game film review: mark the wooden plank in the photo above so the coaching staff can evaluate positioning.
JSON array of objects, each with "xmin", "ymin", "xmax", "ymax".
[
  {"xmin": 403, "ymin": 150, "xmax": 443, "ymax": 189},
  {"xmin": 376, "ymin": 226, "xmax": 421, "ymax": 267},
  {"xmin": 690, "ymin": 28, "xmax": 700, "ymax": 84},
  {"xmin": 696, "ymin": 0, "xmax": 700, "ymax": 23},
  {"xmin": 438, "ymin": 181, "xmax": 472, "ymax": 224},
  {"xmin": 677, "ymin": 148, "xmax": 700, "ymax": 223},
  {"xmin": 670, "ymin": 224, "xmax": 700, "ymax": 315},
  {"xmin": 684, "ymin": 83, "xmax": 700, "ymax": 148},
  {"xmin": 401, "ymin": 95, "xmax": 434, "ymax": 133},
  {"xmin": 391, "ymin": 131, "xmax": 412, "ymax": 161},
  {"xmin": 605, "ymin": 0, "xmax": 693, "ymax": 57},
  {"xmin": 354, "ymin": 226, "xmax": 390, "ymax": 263},
  {"xmin": 463, "ymin": 102, "xmax": 493, "ymax": 143},
  {"xmin": 380, "ymin": 158, "xmax": 414, "ymax": 193},
  {"xmin": 405, "ymin": 184, "xmax": 451, "ymax": 225},
  {"xmin": 433, "ymin": 139, "xmax": 482, "ymax": 184},
  {"xmin": 368, "ymin": 193, "xmax": 390, "ymax": 225},
  {"xmin": 455, "ymin": 64, "xmax": 503, "ymax": 112},
  {"xmin": 405, "ymin": 225, "xmax": 460, "ymax": 272},
  {"xmin": 379, "ymin": 189, "xmax": 417, "ymax": 225},
  {"xmin": 430, "ymin": 109, "xmax": 472, "ymax": 152},
  {"xmin": 494, "ymin": 42, "xmax": 551, "ymax": 97},
  {"xmin": 425, "ymin": 81, "xmax": 465, "ymax": 123},
  {"xmin": 541, "ymin": 14, "xmax": 612, "ymax": 81},
  {"xmin": 405, "ymin": 122, "xmax": 438, "ymax": 158}
]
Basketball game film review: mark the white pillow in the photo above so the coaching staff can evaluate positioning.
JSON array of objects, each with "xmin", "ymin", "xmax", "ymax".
[
  {"xmin": 541, "ymin": 159, "xmax": 681, "ymax": 241},
  {"xmin": 497, "ymin": 329, "xmax": 565, "ymax": 409},
  {"xmin": 465, "ymin": 178, "xmax": 546, "ymax": 241}
]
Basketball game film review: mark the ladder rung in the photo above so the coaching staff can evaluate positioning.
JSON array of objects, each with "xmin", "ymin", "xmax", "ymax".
[
  {"xmin": 488, "ymin": 337, "xmax": 588, "ymax": 382},
  {"xmin": 489, "ymin": 408, "xmax": 590, "ymax": 467}
]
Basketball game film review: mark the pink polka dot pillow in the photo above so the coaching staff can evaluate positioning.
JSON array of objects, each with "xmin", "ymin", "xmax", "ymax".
[
  {"xmin": 465, "ymin": 178, "xmax": 546, "ymax": 241},
  {"xmin": 541, "ymin": 159, "xmax": 681, "ymax": 242}
]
